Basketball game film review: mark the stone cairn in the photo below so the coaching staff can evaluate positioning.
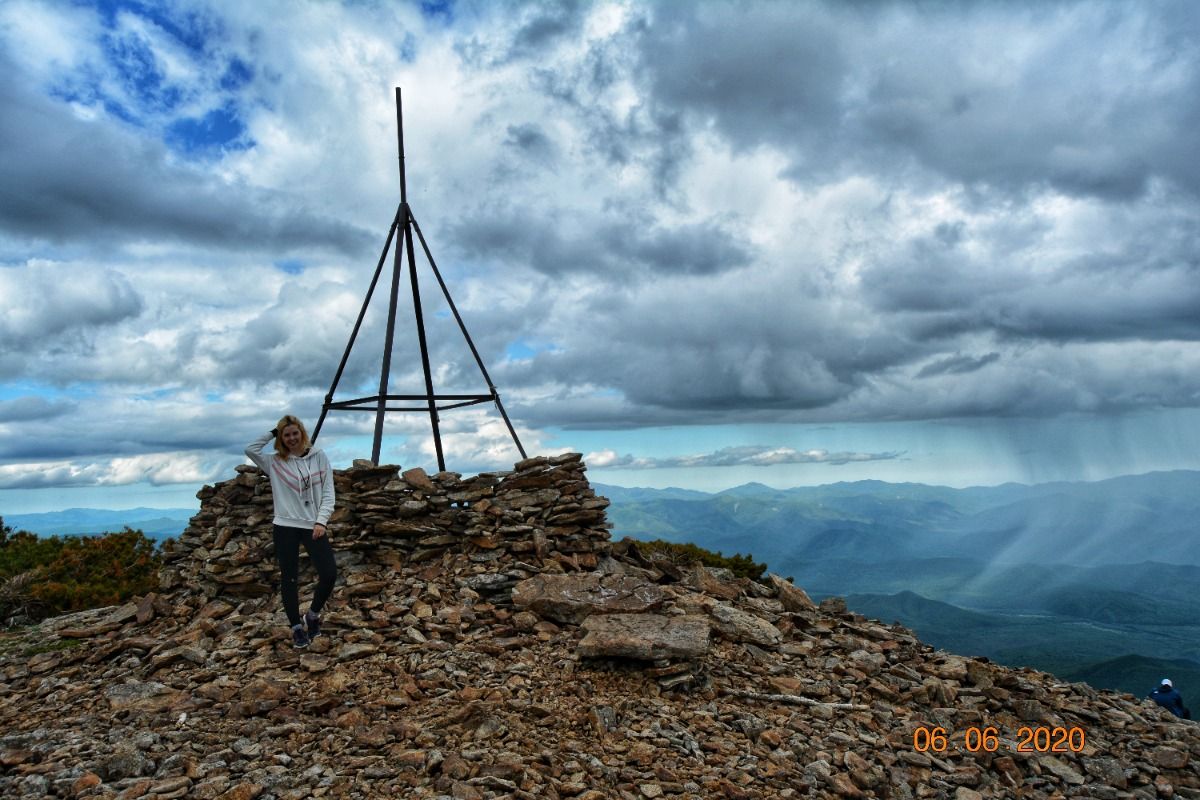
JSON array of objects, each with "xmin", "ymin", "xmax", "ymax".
[
  {"xmin": 2, "ymin": 454, "xmax": 1200, "ymax": 800},
  {"xmin": 159, "ymin": 453, "xmax": 613, "ymax": 601}
]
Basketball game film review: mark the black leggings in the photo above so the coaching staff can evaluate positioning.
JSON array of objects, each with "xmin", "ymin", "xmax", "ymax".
[{"xmin": 273, "ymin": 524, "xmax": 338, "ymax": 627}]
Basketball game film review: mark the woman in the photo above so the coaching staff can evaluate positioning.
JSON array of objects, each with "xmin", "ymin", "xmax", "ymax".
[{"xmin": 245, "ymin": 415, "xmax": 337, "ymax": 649}]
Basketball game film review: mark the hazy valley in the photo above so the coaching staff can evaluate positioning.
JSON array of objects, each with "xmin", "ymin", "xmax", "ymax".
[{"xmin": 600, "ymin": 470, "xmax": 1200, "ymax": 698}]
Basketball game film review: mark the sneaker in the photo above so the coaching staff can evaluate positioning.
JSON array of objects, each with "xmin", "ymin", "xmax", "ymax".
[
  {"xmin": 291, "ymin": 624, "xmax": 310, "ymax": 649},
  {"xmin": 304, "ymin": 610, "xmax": 321, "ymax": 640}
]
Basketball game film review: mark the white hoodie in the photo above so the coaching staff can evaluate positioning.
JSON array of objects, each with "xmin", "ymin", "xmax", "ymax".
[{"xmin": 245, "ymin": 432, "xmax": 336, "ymax": 529}]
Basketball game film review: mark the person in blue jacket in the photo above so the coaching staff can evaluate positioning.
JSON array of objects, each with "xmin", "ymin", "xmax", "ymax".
[
  {"xmin": 246, "ymin": 415, "xmax": 337, "ymax": 649},
  {"xmin": 1149, "ymin": 679, "xmax": 1190, "ymax": 719}
]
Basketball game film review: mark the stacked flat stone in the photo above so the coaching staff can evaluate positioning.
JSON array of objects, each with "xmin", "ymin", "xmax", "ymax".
[{"xmin": 158, "ymin": 453, "xmax": 611, "ymax": 601}]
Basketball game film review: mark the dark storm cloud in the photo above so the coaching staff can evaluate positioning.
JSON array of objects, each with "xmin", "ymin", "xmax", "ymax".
[
  {"xmin": 214, "ymin": 280, "xmax": 376, "ymax": 389},
  {"xmin": 0, "ymin": 390, "xmax": 334, "ymax": 467},
  {"xmin": 636, "ymin": 3, "xmax": 847, "ymax": 165},
  {"xmin": 0, "ymin": 67, "xmax": 374, "ymax": 256},
  {"xmin": 917, "ymin": 353, "xmax": 1001, "ymax": 379},
  {"xmin": 528, "ymin": 27, "xmax": 693, "ymax": 197},
  {"xmin": 0, "ymin": 397, "xmax": 77, "ymax": 423},
  {"xmin": 502, "ymin": 341, "xmax": 854, "ymax": 423},
  {"xmin": 504, "ymin": 123, "xmax": 557, "ymax": 162},
  {"xmin": 633, "ymin": 2, "xmax": 1200, "ymax": 200},
  {"xmin": 501, "ymin": 123, "xmax": 556, "ymax": 169},
  {"xmin": 0, "ymin": 262, "xmax": 144, "ymax": 350},
  {"xmin": 859, "ymin": 232, "xmax": 985, "ymax": 316},
  {"xmin": 450, "ymin": 206, "xmax": 753, "ymax": 278},
  {"xmin": 489, "ymin": 269, "xmax": 930, "ymax": 427},
  {"xmin": 509, "ymin": 0, "xmax": 588, "ymax": 57},
  {"xmin": 480, "ymin": 0, "xmax": 1200, "ymax": 428},
  {"xmin": 861, "ymin": 216, "xmax": 1200, "ymax": 347}
]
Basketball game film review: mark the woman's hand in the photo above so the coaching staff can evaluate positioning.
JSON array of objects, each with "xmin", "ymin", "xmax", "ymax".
[{"xmin": 313, "ymin": 523, "xmax": 328, "ymax": 540}]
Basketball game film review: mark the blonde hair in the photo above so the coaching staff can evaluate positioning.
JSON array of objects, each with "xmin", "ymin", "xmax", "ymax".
[{"xmin": 274, "ymin": 415, "xmax": 310, "ymax": 460}]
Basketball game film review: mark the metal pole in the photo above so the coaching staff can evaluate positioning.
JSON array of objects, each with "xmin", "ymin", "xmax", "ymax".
[
  {"xmin": 312, "ymin": 206, "xmax": 402, "ymax": 443},
  {"xmin": 366, "ymin": 87, "xmax": 412, "ymax": 464},
  {"xmin": 396, "ymin": 87, "xmax": 407, "ymax": 205},
  {"xmin": 403, "ymin": 205, "xmax": 445, "ymax": 472},
  {"xmin": 372, "ymin": 220, "xmax": 406, "ymax": 464},
  {"xmin": 395, "ymin": 86, "xmax": 444, "ymax": 471}
]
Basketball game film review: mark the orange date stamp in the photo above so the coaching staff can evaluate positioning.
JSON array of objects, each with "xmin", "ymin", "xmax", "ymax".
[{"xmin": 911, "ymin": 725, "xmax": 1086, "ymax": 754}]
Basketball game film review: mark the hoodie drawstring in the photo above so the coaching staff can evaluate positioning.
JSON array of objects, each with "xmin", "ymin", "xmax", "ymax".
[{"xmin": 300, "ymin": 456, "xmax": 312, "ymax": 510}]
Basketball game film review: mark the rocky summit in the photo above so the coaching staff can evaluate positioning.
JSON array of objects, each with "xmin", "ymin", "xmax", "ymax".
[{"xmin": 1, "ymin": 453, "xmax": 1198, "ymax": 799}]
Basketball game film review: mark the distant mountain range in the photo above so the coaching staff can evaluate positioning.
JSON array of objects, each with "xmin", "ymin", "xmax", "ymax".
[
  {"xmin": 597, "ymin": 470, "xmax": 1200, "ymax": 698},
  {"xmin": 4, "ymin": 508, "xmax": 195, "ymax": 540},
  {"xmin": 600, "ymin": 469, "xmax": 1200, "ymax": 569}
]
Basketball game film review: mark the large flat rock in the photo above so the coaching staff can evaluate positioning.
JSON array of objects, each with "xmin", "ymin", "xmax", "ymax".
[
  {"xmin": 709, "ymin": 602, "xmax": 782, "ymax": 647},
  {"xmin": 512, "ymin": 574, "xmax": 666, "ymax": 625},
  {"xmin": 578, "ymin": 614, "xmax": 710, "ymax": 660},
  {"xmin": 104, "ymin": 681, "xmax": 188, "ymax": 713},
  {"xmin": 768, "ymin": 573, "xmax": 816, "ymax": 612}
]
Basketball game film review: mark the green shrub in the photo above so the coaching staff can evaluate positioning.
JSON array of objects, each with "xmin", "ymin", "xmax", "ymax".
[
  {"xmin": 0, "ymin": 517, "xmax": 162, "ymax": 626},
  {"xmin": 629, "ymin": 537, "xmax": 767, "ymax": 581}
]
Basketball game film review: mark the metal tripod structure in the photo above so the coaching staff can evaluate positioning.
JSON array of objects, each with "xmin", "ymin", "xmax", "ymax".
[{"xmin": 311, "ymin": 87, "xmax": 527, "ymax": 471}]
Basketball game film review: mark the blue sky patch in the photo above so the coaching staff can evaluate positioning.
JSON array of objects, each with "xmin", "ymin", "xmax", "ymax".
[
  {"xmin": 275, "ymin": 259, "xmax": 305, "ymax": 275},
  {"xmin": 220, "ymin": 58, "xmax": 254, "ymax": 91},
  {"xmin": 89, "ymin": 0, "xmax": 137, "ymax": 28},
  {"xmin": 0, "ymin": 381, "xmax": 98, "ymax": 403},
  {"xmin": 49, "ymin": 76, "xmax": 142, "ymax": 129},
  {"xmin": 419, "ymin": 0, "xmax": 455, "ymax": 24},
  {"xmin": 505, "ymin": 341, "xmax": 537, "ymax": 360},
  {"xmin": 104, "ymin": 28, "xmax": 183, "ymax": 114},
  {"xmin": 504, "ymin": 339, "xmax": 557, "ymax": 360},
  {"xmin": 133, "ymin": 387, "xmax": 178, "ymax": 402},
  {"xmin": 88, "ymin": 1, "xmax": 242, "ymax": 135},
  {"xmin": 101, "ymin": 96, "xmax": 144, "ymax": 127},
  {"xmin": 133, "ymin": 4, "xmax": 217, "ymax": 56},
  {"xmin": 166, "ymin": 105, "xmax": 251, "ymax": 155},
  {"xmin": 92, "ymin": 0, "xmax": 216, "ymax": 56},
  {"xmin": 398, "ymin": 33, "xmax": 418, "ymax": 63}
]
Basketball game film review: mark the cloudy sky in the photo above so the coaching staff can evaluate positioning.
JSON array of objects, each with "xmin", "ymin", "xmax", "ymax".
[{"xmin": 2, "ymin": 0, "xmax": 1200, "ymax": 514}]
